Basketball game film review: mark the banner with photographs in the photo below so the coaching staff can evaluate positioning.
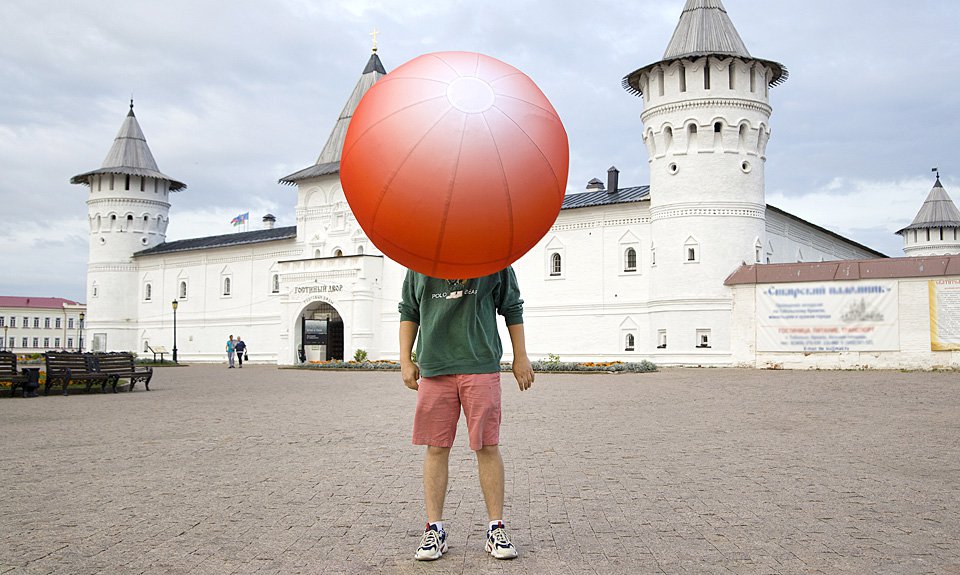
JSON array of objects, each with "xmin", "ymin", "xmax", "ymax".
[
  {"xmin": 757, "ymin": 280, "xmax": 899, "ymax": 352},
  {"xmin": 929, "ymin": 279, "xmax": 960, "ymax": 351}
]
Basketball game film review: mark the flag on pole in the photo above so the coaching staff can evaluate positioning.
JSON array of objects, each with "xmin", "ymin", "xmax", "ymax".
[{"xmin": 230, "ymin": 212, "xmax": 249, "ymax": 226}]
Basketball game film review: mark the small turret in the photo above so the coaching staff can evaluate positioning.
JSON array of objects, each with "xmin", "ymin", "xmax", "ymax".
[{"xmin": 897, "ymin": 173, "xmax": 960, "ymax": 256}]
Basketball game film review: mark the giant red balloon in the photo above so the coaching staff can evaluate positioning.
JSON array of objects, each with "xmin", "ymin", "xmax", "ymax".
[{"xmin": 341, "ymin": 51, "xmax": 568, "ymax": 279}]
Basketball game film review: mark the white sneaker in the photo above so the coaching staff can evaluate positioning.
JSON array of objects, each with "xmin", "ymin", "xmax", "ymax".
[
  {"xmin": 485, "ymin": 522, "xmax": 518, "ymax": 559},
  {"xmin": 415, "ymin": 524, "xmax": 447, "ymax": 561}
]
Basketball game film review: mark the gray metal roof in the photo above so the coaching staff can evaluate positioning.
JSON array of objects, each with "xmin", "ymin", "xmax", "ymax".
[
  {"xmin": 71, "ymin": 102, "xmax": 186, "ymax": 191},
  {"xmin": 622, "ymin": 0, "xmax": 787, "ymax": 96},
  {"xmin": 664, "ymin": 0, "xmax": 750, "ymax": 60},
  {"xmin": 896, "ymin": 178, "xmax": 960, "ymax": 234},
  {"xmin": 562, "ymin": 186, "xmax": 650, "ymax": 210},
  {"xmin": 134, "ymin": 226, "xmax": 296, "ymax": 257},
  {"xmin": 280, "ymin": 52, "xmax": 387, "ymax": 185}
]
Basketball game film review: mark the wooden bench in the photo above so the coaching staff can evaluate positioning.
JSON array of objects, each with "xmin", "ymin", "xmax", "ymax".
[
  {"xmin": 95, "ymin": 352, "xmax": 153, "ymax": 392},
  {"xmin": 0, "ymin": 351, "xmax": 31, "ymax": 396},
  {"xmin": 43, "ymin": 352, "xmax": 113, "ymax": 396}
]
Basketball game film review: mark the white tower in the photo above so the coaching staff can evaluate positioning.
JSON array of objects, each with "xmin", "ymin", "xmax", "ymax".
[
  {"xmin": 622, "ymin": 0, "xmax": 786, "ymax": 355},
  {"xmin": 896, "ymin": 175, "xmax": 960, "ymax": 256},
  {"xmin": 71, "ymin": 101, "xmax": 185, "ymax": 352}
]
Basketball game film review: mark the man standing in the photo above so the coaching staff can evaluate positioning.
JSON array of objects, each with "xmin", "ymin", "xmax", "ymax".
[
  {"xmin": 226, "ymin": 335, "xmax": 236, "ymax": 368},
  {"xmin": 398, "ymin": 266, "xmax": 534, "ymax": 561}
]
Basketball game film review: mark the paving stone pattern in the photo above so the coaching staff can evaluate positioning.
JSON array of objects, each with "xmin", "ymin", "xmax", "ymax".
[{"xmin": 1, "ymin": 365, "xmax": 959, "ymax": 574}]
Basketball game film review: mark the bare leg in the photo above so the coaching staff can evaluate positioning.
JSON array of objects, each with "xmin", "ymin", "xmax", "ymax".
[
  {"xmin": 424, "ymin": 446, "xmax": 451, "ymax": 523},
  {"xmin": 475, "ymin": 445, "xmax": 504, "ymax": 521}
]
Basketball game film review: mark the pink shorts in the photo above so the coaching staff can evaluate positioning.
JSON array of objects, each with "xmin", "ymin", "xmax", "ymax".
[{"xmin": 413, "ymin": 373, "xmax": 502, "ymax": 451}]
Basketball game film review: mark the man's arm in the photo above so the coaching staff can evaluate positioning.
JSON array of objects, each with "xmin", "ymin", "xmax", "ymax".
[
  {"xmin": 399, "ymin": 320, "xmax": 420, "ymax": 390},
  {"xmin": 507, "ymin": 323, "xmax": 534, "ymax": 391}
]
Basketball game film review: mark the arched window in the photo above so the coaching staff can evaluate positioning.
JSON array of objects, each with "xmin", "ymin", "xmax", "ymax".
[
  {"xmin": 271, "ymin": 274, "xmax": 280, "ymax": 294},
  {"xmin": 624, "ymin": 248, "xmax": 637, "ymax": 272},
  {"xmin": 179, "ymin": 281, "xmax": 188, "ymax": 299},
  {"xmin": 625, "ymin": 333, "xmax": 635, "ymax": 351},
  {"xmin": 334, "ymin": 249, "xmax": 343, "ymax": 257},
  {"xmin": 223, "ymin": 277, "xmax": 231, "ymax": 296},
  {"xmin": 663, "ymin": 126, "xmax": 673, "ymax": 152},
  {"xmin": 357, "ymin": 245, "xmax": 364, "ymax": 255},
  {"xmin": 144, "ymin": 283, "xmax": 152, "ymax": 301},
  {"xmin": 550, "ymin": 253, "xmax": 562, "ymax": 276}
]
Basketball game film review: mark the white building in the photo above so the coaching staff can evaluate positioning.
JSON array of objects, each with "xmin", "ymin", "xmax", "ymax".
[
  {"xmin": 74, "ymin": 0, "xmax": 954, "ymax": 368},
  {"xmin": 0, "ymin": 297, "xmax": 86, "ymax": 353}
]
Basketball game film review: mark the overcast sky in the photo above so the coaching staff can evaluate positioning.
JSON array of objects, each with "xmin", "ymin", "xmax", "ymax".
[{"xmin": 1, "ymin": 0, "xmax": 958, "ymax": 303}]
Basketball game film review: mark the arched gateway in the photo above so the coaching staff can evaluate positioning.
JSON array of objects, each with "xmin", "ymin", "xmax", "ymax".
[{"xmin": 296, "ymin": 301, "xmax": 344, "ymax": 363}]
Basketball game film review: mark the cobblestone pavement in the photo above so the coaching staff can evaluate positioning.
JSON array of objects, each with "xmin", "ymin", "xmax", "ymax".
[{"xmin": 1, "ymin": 365, "xmax": 959, "ymax": 575}]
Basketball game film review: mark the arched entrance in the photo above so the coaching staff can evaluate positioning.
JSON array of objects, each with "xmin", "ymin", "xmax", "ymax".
[{"xmin": 296, "ymin": 301, "xmax": 344, "ymax": 363}]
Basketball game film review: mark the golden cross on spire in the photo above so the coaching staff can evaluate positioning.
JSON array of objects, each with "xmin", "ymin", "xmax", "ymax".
[{"xmin": 370, "ymin": 27, "xmax": 380, "ymax": 52}]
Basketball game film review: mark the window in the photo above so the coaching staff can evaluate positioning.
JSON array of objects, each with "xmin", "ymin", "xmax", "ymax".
[
  {"xmin": 179, "ymin": 281, "xmax": 188, "ymax": 299},
  {"xmin": 92, "ymin": 283, "xmax": 99, "ymax": 298},
  {"xmin": 223, "ymin": 277, "xmax": 232, "ymax": 296},
  {"xmin": 33, "ymin": 317, "xmax": 40, "ymax": 328},
  {"xmin": 67, "ymin": 337, "xmax": 73, "ymax": 348},
  {"xmin": 22, "ymin": 337, "xmax": 28, "ymax": 348},
  {"xmin": 125, "ymin": 174, "xmax": 130, "ymax": 190},
  {"xmin": 333, "ymin": 249, "xmax": 343, "ymax": 257},
  {"xmin": 625, "ymin": 333, "xmax": 635, "ymax": 351},
  {"xmin": 23, "ymin": 317, "xmax": 29, "ymax": 327},
  {"xmin": 43, "ymin": 337, "xmax": 49, "ymax": 348},
  {"xmin": 0, "ymin": 317, "xmax": 3, "ymax": 327},
  {"xmin": 755, "ymin": 239, "xmax": 763, "ymax": 264},
  {"xmin": 684, "ymin": 237, "xmax": 700, "ymax": 263},
  {"xmin": 109, "ymin": 173, "xmax": 115, "ymax": 190},
  {"xmin": 357, "ymin": 245, "xmax": 364, "ymax": 255},
  {"xmin": 68, "ymin": 318, "xmax": 75, "ymax": 329},
  {"xmin": 272, "ymin": 274, "xmax": 280, "ymax": 294},
  {"xmin": 696, "ymin": 329, "xmax": 712, "ymax": 348},
  {"xmin": 55, "ymin": 317, "xmax": 61, "ymax": 329},
  {"xmin": 55, "ymin": 337, "xmax": 60, "ymax": 348},
  {"xmin": 8, "ymin": 337, "xmax": 13, "ymax": 349},
  {"xmin": 32, "ymin": 337, "xmax": 39, "ymax": 348},
  {"xmin": 144, "ymin": 283, "xmax": 152, "ymax": 301},
  {"xmin": 651, "ymin": 244, "xmax": 656, "ymax": 267},
  {"xmin": 143, "ymin": 340, "xmax": 149, "ymax": 352},
  {"xmin": 44, "ymin": 317, "xmax": 51, "ymax": 329},
  {"xmin": 550, "ymin": 252, "xmax": 562, "ymax": 276},
  {"xmin": 657, "ymin": 329, "xmax": 667, "ymax": 349},
  {"xmin": 704, "ymin": 64, "xmax": 711, "ymax": 89},
  {"xmin": 624, "ymin": 248, "xmax": 637, "ymax": 272},
  {"xmin": 9, "ymin": 317, "xmax": 14, "ymax": 327}
]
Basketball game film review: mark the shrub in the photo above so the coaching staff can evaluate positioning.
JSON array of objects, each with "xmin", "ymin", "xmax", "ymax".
[{"xmin": 353, "ymin": 349, "xmax": 369, "ymax": 362}]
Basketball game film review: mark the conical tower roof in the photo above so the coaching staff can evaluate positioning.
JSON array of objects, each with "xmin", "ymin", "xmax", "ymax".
[
  {"xmin": 622, "ymin": 0, "xmax": 787, "ymax": 96},
  {"xmin": 280, "ymin": 51, "xmax": 387, "ymax": 184},
  {"xmin": 71, "ymin": 101, "xmax": 186, "ymax": 191},
  {"xmin": 896, "ymin": 177, "xmax": 960, "ymax": 235}
]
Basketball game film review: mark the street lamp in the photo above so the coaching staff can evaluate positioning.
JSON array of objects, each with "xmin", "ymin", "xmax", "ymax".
[
  {"xmin": 171, "ymin": 299, "xmax": 179, "ymax": 364},
  {"xmin": 78, "ymin": 312, "xmax": 85, "ymax": 352}
]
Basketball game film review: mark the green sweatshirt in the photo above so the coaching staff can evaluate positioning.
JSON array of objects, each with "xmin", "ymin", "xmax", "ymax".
[{"xmin": 398, "ymin": 267, "xmax": 524, "ymax": 377}]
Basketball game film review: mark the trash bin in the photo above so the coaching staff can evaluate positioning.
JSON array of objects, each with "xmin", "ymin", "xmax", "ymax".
[{"xmin": 21, "ymin": 368, "xmax": 40, "ymax": 398}]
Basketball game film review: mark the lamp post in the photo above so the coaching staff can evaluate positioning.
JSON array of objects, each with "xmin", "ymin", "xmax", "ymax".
[
  {"xmin": 171, "ymin": 299, "xmax": 179, "ymax": 364},
  {"xmin": 78, "ymin": 312, "xmax": 85, "ymax": 352}
]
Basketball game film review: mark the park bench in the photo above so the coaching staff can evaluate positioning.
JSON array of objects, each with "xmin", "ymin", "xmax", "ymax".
[
  {"xmin": 0, "ymin": 351, "xmax": 32, "ymax": 397},
  {"xmin": 43, "ymin": 351, "xmax": 112, "ymax": 396},
  {"xmin": 95, "ymin": 352, "xmax": 153, "ymax": 392}
]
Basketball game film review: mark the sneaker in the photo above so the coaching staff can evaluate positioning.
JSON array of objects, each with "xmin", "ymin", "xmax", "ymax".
[
  {"xmin": 415, "ymin": 523, "xmax": 447, "ymax": 561},
  {"xmin": 485, "ymin": 522, "xmax": 518, "ymax": 559}
]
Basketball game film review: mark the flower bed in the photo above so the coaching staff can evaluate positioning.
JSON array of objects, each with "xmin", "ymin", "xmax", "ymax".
[{"xmin": 296, "ymin": 359, "xmax": 657, "ymax": 373}]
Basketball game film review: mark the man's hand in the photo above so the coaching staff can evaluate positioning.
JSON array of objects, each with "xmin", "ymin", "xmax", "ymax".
[
  {"xmin": 512, "ymin": 354, "xmax": 534, "ymax": 391},
  {"xmin": 401, "ymin": 361, "xmax": 420, "ymax": 391}
]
